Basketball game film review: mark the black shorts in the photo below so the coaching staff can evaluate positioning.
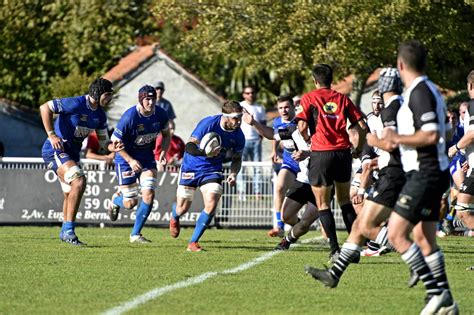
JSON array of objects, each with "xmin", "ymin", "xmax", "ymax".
[
  {"xmin": 394, "ymin": 169, "xmax": 450, "ymax": 225},
  {"xmin": 366, "ymin": 166, "xmax": 405, "ymax": 208},
  {"xmin": 459, "ymin": 171, "xmax": 474, "ymax": 195},
  {"xmin": 308, "ymin": 150, "xmax": 352, "ymax": 186},
  {"xmin": 286, "ymin": 181, "xmax": 316, "ymax": 205}
]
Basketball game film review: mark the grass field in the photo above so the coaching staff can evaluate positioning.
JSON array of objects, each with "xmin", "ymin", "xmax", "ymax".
[{"xmin": 0, "ymin": 226, "xmax": 473, "ymax": 315}]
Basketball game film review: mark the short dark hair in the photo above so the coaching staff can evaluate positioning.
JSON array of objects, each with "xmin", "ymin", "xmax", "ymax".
[
  {"xmin": 243, "ymin": 85, "xmax": 256, "ymax": 93},
  {"xmin": 276, "ymin": 95, "xmax": 294, "ymax": 106},
  {"xmin": 397, "ymin": 40, "xmax": 427, "ymax": 72},
  {"xmin": 222, "ymin": 100, "xmax": 243, "ymax": 114},
  {"xmin": 467, "ymin": 70, "xmax": 474, "ymax": 84},
  {"xmin": 312, "ymin": 64, "xmax": 333, "ymax": 87}
]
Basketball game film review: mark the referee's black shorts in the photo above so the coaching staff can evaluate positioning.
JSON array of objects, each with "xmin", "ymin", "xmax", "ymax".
[
  {"xmin": 394, "ymin": 169, "xmax": 449, "ymax": 224},
  {"xmin": 308, "ymin": 149, "xmax": 352, "ymax": 186}
]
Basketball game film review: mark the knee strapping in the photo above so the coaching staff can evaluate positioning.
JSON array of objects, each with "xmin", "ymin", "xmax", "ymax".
[
  {"xmin": 200, "ymin": 182, "xmax": 223, "ymax": 195},
  {"xmin": 177, "ymin": 185, "xmax": 195, "ymax": 201},
  {"xmin": 141, "ymin": 177, "xmax": 157, "ymax": 191},
  {"xmin": 122, "ymin": 185, "xmax": 139, "ymax": 201},
  {"xmin": 64, "ymin": 166, "xmax": 85, "ymax": 184}
]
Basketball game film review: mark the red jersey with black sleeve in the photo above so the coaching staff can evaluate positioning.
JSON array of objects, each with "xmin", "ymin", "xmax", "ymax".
[{"xmin": 296, "ymin": 87, "xmax": 364, "ymax": 151}]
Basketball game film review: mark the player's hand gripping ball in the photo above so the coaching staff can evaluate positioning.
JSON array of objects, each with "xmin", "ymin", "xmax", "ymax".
[{"xmin": 200, "ymin": 132, "xmax": 222, "ymax": 157}]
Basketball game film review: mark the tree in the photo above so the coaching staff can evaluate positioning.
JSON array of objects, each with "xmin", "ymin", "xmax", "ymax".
[
  {"xmin": 153, "ymin": 1, "xmax": 474, "ymax": 107},
  {"xmin": 0, "ymin": 1, "xmax": 157, "ymax": 108}
]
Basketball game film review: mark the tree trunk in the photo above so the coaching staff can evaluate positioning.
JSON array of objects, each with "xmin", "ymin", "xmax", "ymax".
[{"xmin": 350, "ymin": 74, "xmax": 369, "ymax": 108}]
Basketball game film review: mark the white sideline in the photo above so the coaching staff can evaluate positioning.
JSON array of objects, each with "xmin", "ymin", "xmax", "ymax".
[{"xmin": 102, "ymin": 236, "xmax": 323, "ymax": 315}]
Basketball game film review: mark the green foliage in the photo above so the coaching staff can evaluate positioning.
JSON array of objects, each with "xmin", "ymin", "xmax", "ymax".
[
  {"xmin": 0, "ymin": 0, "xmax": 157, "ymax": 108},
  {"xmin": 154, "ymin": 1, "xmax": 474, "ymax": 107},
  {"xmin": 1, "ymin": 227, "xmax": 473, "ymax": 313},
  {"xmin": 43, "ymin": 68, "xmax": 95, "ymax": 103}
]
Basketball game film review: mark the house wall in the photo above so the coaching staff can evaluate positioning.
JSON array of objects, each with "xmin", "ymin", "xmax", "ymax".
[
  {"xmin": 107, "ymin": 59, "xmax": 222, "ymax": 141},
  {"xmin": 0, "ymin": 113, "xmax": 44, "ymax": 157}
]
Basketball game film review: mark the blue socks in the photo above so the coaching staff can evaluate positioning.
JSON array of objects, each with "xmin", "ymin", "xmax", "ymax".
[
  {"xmin": 113, "ymin": 194, "xmax": 124, "ymax": 208},
  {"xmin": 131, "ymin": 201, "xmax": 152, "ymax": 236},
  {"xmin": 190, "ymin": 210, "xmax": 213, "ymax": 243},
  {"xmin": 172, "ymin": 203, "xmax": 180, "ymax": 221},
  {"xmin": 61, "ymin": 221, "xmax": 75, "ymax": 237},
  {"xmin": 276, "ymin": 212, "xmax": 284, "ymax": 229}
]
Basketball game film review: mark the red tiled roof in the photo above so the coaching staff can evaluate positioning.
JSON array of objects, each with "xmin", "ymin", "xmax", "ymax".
[{"xmin": 103, "ymin": 44, "xmax": 157, "ymax": 83}]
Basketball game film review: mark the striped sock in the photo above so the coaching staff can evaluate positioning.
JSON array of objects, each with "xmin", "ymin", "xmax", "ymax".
[
  {"xmin": 330, "ymin": 242, "xmax": 361, "ymax": 279},
  {"xmin": 425, "ymin": 250, "xmax": 450, "ymax": 291},
  {"xmin": 401, "ymin": 243, "xmax": 442, "ymax": 296},
  {"xmin": 285, "ymin": 230, "xmax": 298, "ymax": 243}
]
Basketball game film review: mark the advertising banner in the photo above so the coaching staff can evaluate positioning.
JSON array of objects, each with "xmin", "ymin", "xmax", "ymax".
[{"xmin": 0, "ymin": 168, "xmax": 204, "ymax": 226}]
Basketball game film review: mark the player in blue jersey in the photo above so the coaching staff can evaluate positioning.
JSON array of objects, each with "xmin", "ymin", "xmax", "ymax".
[
  {"xmin": 169, "ymin": 100, "xmax": 245, "ymax": 252},
  {"xmin": 242, "ymin": 95, "xmax": 299, "ymax": 237},
  {"xmin": 108, "ymin": 85, "xmax": 170, "ymax": 243},
  {"xmin": 40, "ymin": 78, "xmax": 114, "ymax": 245}
]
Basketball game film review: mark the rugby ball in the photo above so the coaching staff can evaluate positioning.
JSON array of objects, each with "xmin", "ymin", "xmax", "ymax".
[{"xmin": 200, "ymin": 132, "xmax": 222, "ymax": 156}]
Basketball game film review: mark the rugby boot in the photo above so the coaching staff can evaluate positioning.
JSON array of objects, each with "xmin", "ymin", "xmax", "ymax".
[{"xmin": 305, "ymin": 265, "xmax": 339, "ymax": 288}]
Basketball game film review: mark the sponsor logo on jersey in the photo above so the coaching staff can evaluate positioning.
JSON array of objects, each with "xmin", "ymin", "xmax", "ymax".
[
  {"xmin": 137, "ymin": 124, "xmax": 145, "ymax": 132},
  {"xmin": 182, "ymin": 172, "xmax": 195, "ymax": 180},
  {"xmin": 58, "ymin": 153, "xmax": 68, "ymax": 159},
  {"xmin": 80, "ymin": 114, "xmax": 88, "ymax": 122},
  {"xmin": 74, "ymin": 126, "xmax": 93, "ymax": 138},
  {"xmin": 421, "ymin": 111, "xmax": 436, "ymax": 122},
  {"xmin": 121, "ymin": 170, "xmax": 135, "ymax": 178},
  {"xmin": 323, "ymin": 102, "xmax": 338, "ymax": 114},
  {"xmin": 135, "ymin": 133, "xmax": 158, "ymax": 145}
]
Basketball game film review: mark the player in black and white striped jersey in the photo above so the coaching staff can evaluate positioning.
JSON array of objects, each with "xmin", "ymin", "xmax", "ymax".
[{"xmin": 383, "ymin": 40, "xmax": 457, "ymax": 314}]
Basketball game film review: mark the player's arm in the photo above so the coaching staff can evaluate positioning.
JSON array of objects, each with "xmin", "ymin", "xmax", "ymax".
[
  {"xmin": 385, "ymin": 90, "xmax": 440, "ymax": 148},
  {"xmin": 158, "ymin": 127, "xmax": 171, "ymax": 165},
  {"xmin": 271, "ymin": 139, "xmax": 279, "ymax": 163},
  {"xmin": 184, "ymin": 137, "xmax": 206, "ymax": 156},
  {"xmin": 39, "ymin": 101, "xmax": 63, "ymax": 150},
  {"xmin": 367, "ymin": 129, "xmax": 396, "ymax": 152},
  {"xmin": 242, "ymin": 109, "xmax": 274, "ymax": 140},
  {"xmin": 226, "ymin": 152, "xmax": 242, "ymax": 186}
]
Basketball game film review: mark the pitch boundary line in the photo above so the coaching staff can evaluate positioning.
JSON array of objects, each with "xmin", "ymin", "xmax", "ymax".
[{"xmin": 102, "ymin": 236, "xmax": 323, "ymax": 315}]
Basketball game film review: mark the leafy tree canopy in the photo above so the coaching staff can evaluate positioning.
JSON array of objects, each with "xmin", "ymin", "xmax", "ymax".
[
  {"xmin": 154, "ymin": 1, "xmax": 474, "ymax": 107},
  {"xmin": 0, "ymin": 0, "xmax": 156, "ymax": 107}
]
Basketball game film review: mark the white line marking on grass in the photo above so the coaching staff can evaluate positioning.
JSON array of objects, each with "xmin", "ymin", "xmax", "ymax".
[{"xmin": 102, "ymin": 236, "xmax": 323, "ymax": 315}]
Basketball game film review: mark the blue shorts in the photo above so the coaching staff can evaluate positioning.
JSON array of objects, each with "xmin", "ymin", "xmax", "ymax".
[
  {"xmin": 281, "ymin": 151, "xmax": 300, "ymax": 175},
  {"xmin": 178, "ymin": 170, "xmax": 223, "ymax": 187},
  {"xmin": 449, "ymin": 153, "xmax": 466, "ymax": 176},
  {"xmin": 115, "ymin": 160, "xmax": 156, "ymax": 186},
  {"xmin": 41, "ymin": 140, "xmax": 80, "ymax": 172}
]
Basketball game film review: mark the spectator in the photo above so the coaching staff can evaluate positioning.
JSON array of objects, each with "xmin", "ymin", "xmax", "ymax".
[
  {"xmin": 154, "ymin": 126, "xmax": 185, "ymax": 172},
  {"xmin": 238, "ymin": 85, "xmax": 266, "ymax": 199},
  {"xmin": 153, "ymin": 81, "xmax": 177, "ymax": 130}
]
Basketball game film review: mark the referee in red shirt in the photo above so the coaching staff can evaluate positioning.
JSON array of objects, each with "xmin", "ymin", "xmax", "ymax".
[{"xmin": 296, "ymin": 64, "xmax": 367, "ymax": 262}]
